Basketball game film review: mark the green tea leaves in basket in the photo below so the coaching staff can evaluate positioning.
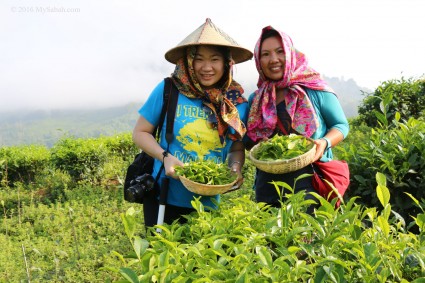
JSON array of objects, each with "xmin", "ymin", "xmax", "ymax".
[
  {"xmin": 255, "ymin": 134, "xmax": 314, "ymax": 161},
  {"xmin": 175, "ymin": 160, "xmax": 237, "ymax": 185}
]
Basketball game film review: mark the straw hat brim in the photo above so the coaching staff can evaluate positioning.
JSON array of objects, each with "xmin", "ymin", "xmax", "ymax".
[
  {"xmin": 165, "ymin": 44, "xmax": 253, "ymax": 65},
  {"xmin": 164, "ymin": 18, "xmax": 253, "ymax": 64}
]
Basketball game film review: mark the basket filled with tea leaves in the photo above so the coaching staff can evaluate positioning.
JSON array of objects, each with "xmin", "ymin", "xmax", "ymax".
[
  {"xmin": 249, "ymin": 134, "xmax": 316, "ymax": 174},
  {"xmin": 175, "ymin": 160, "xmax": 238, "ymax": 196}
]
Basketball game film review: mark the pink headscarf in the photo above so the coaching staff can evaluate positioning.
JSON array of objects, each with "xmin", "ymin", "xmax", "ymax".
[{"xmin": 247, "ymin": 26, "xmax": 334, "ymax": 142}]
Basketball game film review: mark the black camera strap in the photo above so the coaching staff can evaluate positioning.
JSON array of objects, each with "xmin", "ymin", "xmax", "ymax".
[{"xmin": 153, "ymin": 77, "xmax": 179, "ymax": 184}]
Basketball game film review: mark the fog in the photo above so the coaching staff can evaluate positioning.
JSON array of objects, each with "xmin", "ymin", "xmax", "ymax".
[{"xmin": 1, "ymin": 0, "xmax": 424, "ymax": 112}]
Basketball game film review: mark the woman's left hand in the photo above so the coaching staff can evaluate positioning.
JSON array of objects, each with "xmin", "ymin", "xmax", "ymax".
[{"xmin": 230, "ymin": 162, "xmax": 244, "ymax": 190}]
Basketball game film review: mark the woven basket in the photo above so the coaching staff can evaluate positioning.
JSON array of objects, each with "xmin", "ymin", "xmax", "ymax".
[
  {"xmin": 179, "ymin": 175, "xmax": 238, "ymax": 196},
  {"xmin": 249, "ymin": 139, "xmax": 316, "ymax": 174}
]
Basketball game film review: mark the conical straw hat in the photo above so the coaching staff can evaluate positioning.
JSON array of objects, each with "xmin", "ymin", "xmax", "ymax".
[{"xmin": 165, "ymin": 18, "xmax": 253, "ymax": 64}]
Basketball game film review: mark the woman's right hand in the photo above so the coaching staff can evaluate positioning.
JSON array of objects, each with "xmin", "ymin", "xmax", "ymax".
[{"xmin": 163, "ymin": 154, "xmax": 184, "ymax": 179}]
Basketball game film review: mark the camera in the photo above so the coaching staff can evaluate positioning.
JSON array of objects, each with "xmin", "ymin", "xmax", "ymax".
[{"xmin": 125, "ymin": 173, "xmax": 155, "ymax": 203}]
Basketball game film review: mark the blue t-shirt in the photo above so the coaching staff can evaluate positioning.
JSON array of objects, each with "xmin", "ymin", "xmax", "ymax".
[{"xmin": 139, "ymin": 80, "xmax": 249, "ymax": 209}]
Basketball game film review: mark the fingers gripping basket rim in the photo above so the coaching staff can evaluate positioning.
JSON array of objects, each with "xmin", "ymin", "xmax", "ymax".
[
  {"xmin": 249, "ymin": 138, "xmax": 316, "ymax": 174},
  {"xmin": 179, "ymin": 175, "xmax": 238, "ymax": 196}
]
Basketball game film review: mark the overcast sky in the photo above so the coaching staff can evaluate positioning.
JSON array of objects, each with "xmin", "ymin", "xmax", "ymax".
[{"xmin": 1, "ymin": 0, "xmax": 424, "ymax": 112}]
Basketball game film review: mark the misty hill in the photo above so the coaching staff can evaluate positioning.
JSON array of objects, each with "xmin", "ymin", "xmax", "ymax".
[
  {"xmin": 0, "ymin": 103, "xmax": 140, "ymax": 147},
  {"xmin": 0, "ymin": 77, "xmax": 370, "ymax": 147},
  {"xmin": 324, "ymin": 76, "xmax": 370, "ymax": 118}
]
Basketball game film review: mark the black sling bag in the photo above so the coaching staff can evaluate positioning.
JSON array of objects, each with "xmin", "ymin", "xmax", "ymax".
[{"xmin": 123, "ymin": 77, "xmax": 178, "ymax": 203}]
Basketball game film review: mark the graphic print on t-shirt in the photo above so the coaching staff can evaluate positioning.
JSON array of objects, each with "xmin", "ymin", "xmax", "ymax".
[{"xmin": 174, "ymin": 103, "xmax": 225, "ymax": 163}]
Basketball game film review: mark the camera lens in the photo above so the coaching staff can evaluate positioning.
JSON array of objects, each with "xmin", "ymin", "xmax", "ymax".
[
  {"xmin": 125, "ymin": 174, "xmax": 155, "ymax": 203},
  {"xmin": 142, "ymin": 174, "xmax": 155, "ymax": 190}
]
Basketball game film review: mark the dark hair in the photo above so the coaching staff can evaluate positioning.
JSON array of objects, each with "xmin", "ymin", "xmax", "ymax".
[
  {"xmin": 261, "ymin": 29, "xmax": 280, "ymax": 44},
  {"xmin": 213, "ymin": 45, "xmax": 232, "ymax": 70}
]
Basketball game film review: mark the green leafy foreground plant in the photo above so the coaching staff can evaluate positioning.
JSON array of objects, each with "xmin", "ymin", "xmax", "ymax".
[
  {"xmin": 175, "ymin": 160, "xmax": 236, "ymax": 185},
  {"xmin": 105, "ymin": 173, "xmax": 425, "ymax": 282},
  {"xmin": 254, "ymin": 134, "xmax": 313, "ymax": 161},
  {"xmin": 0, "ymin": 185, "xmax": 131, "ymax": 282}
]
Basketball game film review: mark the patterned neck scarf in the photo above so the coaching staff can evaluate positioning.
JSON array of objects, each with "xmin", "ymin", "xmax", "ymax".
[
  {"xmin": 171, "ymin": 46, "xmax": 247, "ymax": 143},
  {"xmin": 247, "ymin": 26, "xmax": 334, "ymax": 142}
]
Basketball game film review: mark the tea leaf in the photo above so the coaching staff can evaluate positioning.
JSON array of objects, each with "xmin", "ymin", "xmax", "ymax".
[
  {"xmin": 376, "ymin": 173, "xmax": 390, "ymax": 207},
  {"xmin": 119, "ymin": 267, "xmax": 140, "ymax": 283},
  {"xmin": 254, "ymin": 134, "xmax": 313, "ymax": 161},
  {"xmin": 133, "ymin": 236, "xmax": 149, "ymax": 260},
  {"xmin": 256, "ymin": 246, "xmax": 273, "ymax": 269},
  {"xmin": 175, "ymin": 160, "xmax": 236, "ymax": 185},
  {"xmin": 121, "ymin": 211, "xmax": 136, "ymax": 240},
  {"xmin": 377, "ymin": 216, "xmax": 390, "ymax": 237}
]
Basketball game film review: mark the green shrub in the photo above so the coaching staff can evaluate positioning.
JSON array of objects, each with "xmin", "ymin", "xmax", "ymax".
[
  {"xmin": 0, "ymin": 183, "xmax": 34, "ymax": 218},
  {"xmin": 50, "ymin": 137, "xmax": 109, "ymax": 183},
  {"xmin": 0, "ymin": 186, "xmax": 131, "ymax": 282},
  {"xmin": 0, "ymin": 145, "xmax": 50, "ymax": 186},
  {"xmin": 340, "ymin": 117, "xmax": 425, "ymax": 227},
  {"xmin": 99, "ymin": 133, "xmax": 139, "ymax": 162},
  {"xmin": 356, "ymin": 77, "xmax": 425, "ymax": 128},
  {"xmin": 33, "ymin": 169, "xmax": 73, "ymax": 203},
  {"xmin": 107, "ymin": 177, "xmax": 425, "ymax": 282},
  {"xmin": 333, "ymin": 118, "xmax": 371, "ymax": 159}
]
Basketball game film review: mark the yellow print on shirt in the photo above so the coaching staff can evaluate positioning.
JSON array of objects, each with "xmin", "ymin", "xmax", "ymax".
[
  {"xmin": 176, "ymin": 106, "xmax": 224, "ymax": 161},
  {"xmin": 173, "ymin": 151, "xmax": 223, "ymax": 164}
]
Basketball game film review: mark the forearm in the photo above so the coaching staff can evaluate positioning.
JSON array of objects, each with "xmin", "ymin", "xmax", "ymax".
[
  {"xmin": 227, "ymin": 141, "xmax": 245, "ymax": 171},
  {"xmin": 321, "ymin": 128, "xmax": 345, "ymax": 148},
  {"xmin": 132, "ymin": 117, "xmax": 183, "ymax": 179},
  {"xmin": 132, "ymin": 131, "xmax": 166, "ymax": 161}
]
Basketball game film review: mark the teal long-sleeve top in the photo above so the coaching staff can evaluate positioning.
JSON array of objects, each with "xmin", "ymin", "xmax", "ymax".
[{"xmin": 247, "ymin": 88, "xmax": 349, "ymax": 162}]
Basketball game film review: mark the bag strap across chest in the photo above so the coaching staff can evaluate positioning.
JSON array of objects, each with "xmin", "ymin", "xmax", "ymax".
[{"xmin": 154, "ymin": 77, "xmax": 179, "ymax": 142}]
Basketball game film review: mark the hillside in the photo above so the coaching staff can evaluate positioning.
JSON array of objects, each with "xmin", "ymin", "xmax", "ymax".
[
  {"xmin": 0, "ymin": 77, "xmax": 369, "ymax": 147},
  {"xmin": 0, "ymin": 103, "xmax": 140, "ymax": 147},
  {"xmin": 324, "ymin": 76, "xmax": 370, "ymax": 118}
]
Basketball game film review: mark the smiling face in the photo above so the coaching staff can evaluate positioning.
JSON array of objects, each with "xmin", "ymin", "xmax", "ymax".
[
  {"xmin": 193, "ymin": 46, "xmax": 226, "ymax": 89},
  {"xmin": 259, "ymin": 36, "xmax": 286, "ymax": 81}
]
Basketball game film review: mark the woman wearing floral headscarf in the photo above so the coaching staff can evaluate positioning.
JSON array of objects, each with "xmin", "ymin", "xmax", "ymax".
[
  {"xmin": 133, "ymin": 19, "xmax": 253, "ymax": 228},
  {"xmin": 245, "ymin": 26, "xmax": 349, "ymax": 213}
]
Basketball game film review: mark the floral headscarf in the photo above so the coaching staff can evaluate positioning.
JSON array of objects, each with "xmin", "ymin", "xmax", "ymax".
[
  {"xmin": 171, "ymin": 46, "xmax": 247, "ymax": 143},
  {"xmin": 247, "ymin": 26, "xmax": 334, "ymax": 142}
]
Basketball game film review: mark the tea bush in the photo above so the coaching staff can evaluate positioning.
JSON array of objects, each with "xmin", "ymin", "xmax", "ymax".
[
  {"xmin": 33, "ymin": 169, "xmax": 74, "ymax": 203},
  {"xmin": 0, "ymin": 183, "xmax": 34, "ymax": 218},
  {"xmin": 50, "ymin": 137, "xmax": 110, "ymax": 182},
  {"xmin": 99, "ymin": 133, "xmax": 139, "ymax": 162},
  {"xmin": 340, "ymin": 117, "xmax": 425, "ymax": 228},
  {"xmin": 0, "ymin": 134, "xmax": 138, "ymax": 207},
  {"xmin": 356, "ymin": 77, "xmax": 425, "ymax": 128},
  {"xmin": 107, "ymin": 175, "xmax": 425, "ymax": 282},
  {"xmin": 0, "ymin": 145, "xmax": 50, "ymax": 186},
  {"xmin": 0, "ymin": 185, "xmax": 133, "ymax": 282}
]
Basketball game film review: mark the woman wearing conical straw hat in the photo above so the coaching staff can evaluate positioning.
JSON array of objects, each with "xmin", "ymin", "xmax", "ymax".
[{"xmin": 132, "ymin": 18, "xmax": 253, "ymax": 229}]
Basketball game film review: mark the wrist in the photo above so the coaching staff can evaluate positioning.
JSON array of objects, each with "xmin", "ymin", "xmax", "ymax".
[
  {"xmin": 320, "ymin": 137, "xmax": 331, "ymax": 150},
  {"xmin": 229, "ymin": 161, "xmax": 241, "ymax": 167},
  {"xmin": 229, "ymin": 161, "xmax": 242, "ymax": 172},
  {"xmin": 162, "ymin": 150, "xmax": 169, "ymax": 162}
]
